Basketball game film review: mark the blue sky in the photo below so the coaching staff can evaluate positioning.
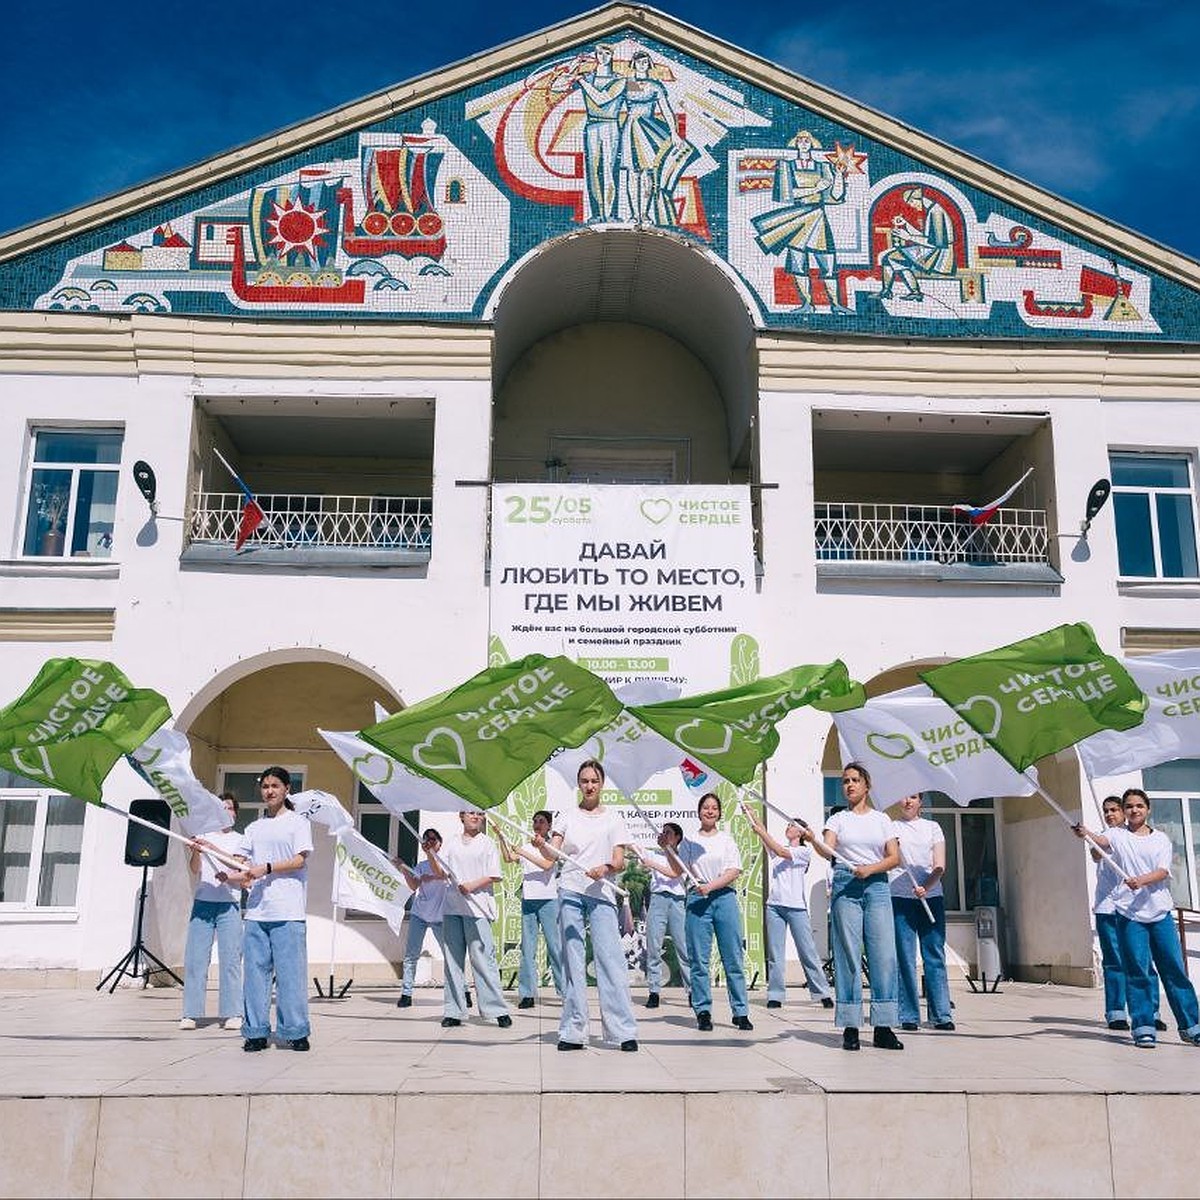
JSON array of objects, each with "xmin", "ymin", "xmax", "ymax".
[{"xmin": 3, "ymin": 0, "xmax": 1198, "ymax": 259}]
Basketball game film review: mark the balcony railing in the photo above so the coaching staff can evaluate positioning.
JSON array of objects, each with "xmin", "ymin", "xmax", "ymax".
[
  {"xmin": 188, "ymin": 492, "xmax": 432, "ymax": 552},
  {"xmin": 814, "ymin": 503, "xmax": 1049, "ymax": 566}
]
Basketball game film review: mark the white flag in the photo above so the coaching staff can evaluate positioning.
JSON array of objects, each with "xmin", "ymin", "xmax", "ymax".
[
  {"xmin": 127, "ymin": 726, "xmax": 230, "ymax": 837},
  {"xmin": 290, "ymin": 788, "xmax": 354, "ymax": 834},
  {"xmin": 332, "ymin": 827, "xmax": 412, "ymax": 935},
  {"xmin": 1076, "ymin": 649, "xmax": 1200, "ymax": 779},
  {"xmin": 319, "ymin": 728, "xmax": 478, "ymax": 813},
  {"xmin": 831, "ymin": 684, "xmax": 1038, "ymax": 807}
]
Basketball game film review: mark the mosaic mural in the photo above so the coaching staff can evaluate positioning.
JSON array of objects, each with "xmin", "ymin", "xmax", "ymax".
[{"xmin": 4, "ymin": 30, "xmax": 1197, "ymax": 340}]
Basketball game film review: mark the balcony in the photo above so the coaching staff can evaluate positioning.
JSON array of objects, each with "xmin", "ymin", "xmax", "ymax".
[
  {"xmin": 182, "ymin": 492, "xmax": 432, "ymax": 568},
  {"xmin": 814, "ymin": 502, "xmax": 1061, "ymax": 585}
]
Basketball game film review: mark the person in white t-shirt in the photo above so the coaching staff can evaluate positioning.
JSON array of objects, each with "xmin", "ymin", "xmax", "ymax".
[
  {"xmin": 394, "ymin": 828, "xmax": 451, "ymax": 1009},
  {"xmin": 664, "ymin": 792, "xmax": 752, "ymax": 1033},
  {"xmin": 743, "ymin": 804, "xmax": 832, "ymax": 1011},
  {"xmin": 181, "ymin": 792, "xmax": 249, "ymax": 1031},
  {"xmin": 630, "ymin": 822, "xmax": 691, "ymax": 1009},
  {"xmin": 497, "ymin": 810, "xmax": 564, "ymax": 1008},
  {"xmin": 1075, "ymin": 788, "xmax": 1200, "ymax": 1049},
  {"xmin": 809, "ymin": 762, "xmax": 903, "ymax": 1052},
  {"xmin": 221, "ymin": 766, "xmax": 314, "ymax": 1053},
  {"xmin": 537, "ymin": 759, "xmax": 638, "ymax": 1052},
  {"xmin": 889, "ymin": 794, "xmax": 953, "ymax": 1032},
  {"xmin": 430, "ymin": 812, "xmax": 512, "ymax": 1029}
]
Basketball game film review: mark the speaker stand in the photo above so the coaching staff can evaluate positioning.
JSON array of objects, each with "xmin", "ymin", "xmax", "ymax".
[{"xmin": 97, "ymin": 864, "xmax": 183, "ymax": 994}]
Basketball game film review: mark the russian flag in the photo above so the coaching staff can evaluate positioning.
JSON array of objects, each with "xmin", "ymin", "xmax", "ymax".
[{"xmin": 951, "ymin": 467, "xmax": 1034, "ymax": 526}]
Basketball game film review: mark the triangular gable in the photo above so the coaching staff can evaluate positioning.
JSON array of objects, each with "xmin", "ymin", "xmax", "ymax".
[{"xmin": 2, "ymin": 4, "xmax": 1197, "ymax": 342}]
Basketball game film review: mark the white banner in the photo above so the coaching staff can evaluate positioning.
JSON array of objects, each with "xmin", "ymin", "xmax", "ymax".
[
  {"xmin": 127, "ymin": 726, "xmax": 230, "ymax": 838},
  {"xmin": 290, "ymin": 788, "xmax": 354, "ymax": 834},
  {"xmin": 332, "ymin": 827, "xmax": 413, "ymax": 934},
  {"xmin": 1077, "ymin": 649, "xmax": 1200, "ymax": 779},
  {"xmin": 832, "ymin": 684, "xmax": 1039, "ymax": 807}
]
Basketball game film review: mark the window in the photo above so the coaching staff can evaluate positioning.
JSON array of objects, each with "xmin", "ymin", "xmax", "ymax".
[
  {"xmin": 1110, "ymin": 453, "xmax": 1199, "ymax": 579},
  {"xmin": 217, "ymin": 767, "xmax": 305, "ymax": 830},
  {"xmin": 1144, "ymin": 759, "xmax": 1200, "ymax": 910},
  {"xmin": 355, "ymin": 781, "xmax": 417, "ymax": 864},
  {"xmin": 22, "ymin": 429, "xmax": 123, "ymax": 559},
  {"xmin": 0, "ymin": 769, "xmax": 87, "ymax": 909}
]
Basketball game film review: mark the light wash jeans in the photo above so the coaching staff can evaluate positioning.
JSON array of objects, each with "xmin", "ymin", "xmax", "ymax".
[
  {"xmin": 519, "ymin": 897, "xmax": 564, "ymax": 998},
  {"xmin": 765, "ymin": 903, "xmax": 830, "ymax": 1003},
  {"xmin": 442, "ymin": 913, "xmax": 509, "ymax": 1020},
  {"xmin": 558, "ymin": 891, "xmax": 637, "ymax": 1045},
  {"xmin": 685, "ymin": 887, "xmax": 748, "ymax": 1018},
  {"xmin": 242, "ymin": 919, "xmax": 310, "ymax": 1041},
  {"xmin": 1096, "ymin": 910, "xmax": 1160, "ymax": 1023},
  {"xmin": 1117, "ymin": 913, "xmax": 1200, "ymax": 1044},
  {"xmin": 400, "ymin": 915, "xmax": 443, "ymax": 995},
  {"xmin": 830, "ymin": 867, "xmax": 898, "ymax": 1029},
  {"xmin": 891, "ymin": 895, "xmax": 952, "ymax": 1026},
  {"xmin": 646, "ymin": 891, "xmax": 689, "ymax": 992},
  {"xmin": 183, "ymin": 899, "xmax": 243, "ymax": 1020}
]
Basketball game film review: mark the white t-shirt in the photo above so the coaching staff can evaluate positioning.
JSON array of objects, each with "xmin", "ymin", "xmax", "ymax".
[
  {"xmin": 1093, "ymin": 842, "xmax": 1125, "ymax": 916},
  {"xmin": 519, "ymin": 845, "xmax": 559, "ymax": 902},
  {"xmin": 824, "ymin": 808, "xmax": 896, "ymax": 869},
  {"xmin": 638, "ymin": 849, "xmax": 687, "ymax": 898},
  {"xmin": 193, "ymin": 829, "xmax": 250, "ymax": 904},
  {"xmin": 554, "ymin": 806, "xmax": 631, "ymax": 900},
  {"xmin": 439, "ymin": 832, "xmax": 501, "ymax": 921},
  {"xmin": 889, "ymin": 817, "xmax": 945, "ymax": 899},
  {"xmin": 1107, "ymin": 827, "xmax": 1175, "ymax": 923},
  {"xmin": 677, "ymin": 829, "xmax": 741, "ymax": 887},
  {"xmin": 410, "ymin": 859, "xmax": 449, "ymax": 924},
  {"xmin": 244, "ymin": 809, "xmax": 313, "ymax": 922},
  {"xmin": 767, "ymin": 844, "xmax": 813, "ymax": 909}
]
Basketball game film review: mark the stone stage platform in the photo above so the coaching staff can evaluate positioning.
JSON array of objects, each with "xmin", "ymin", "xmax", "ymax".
[{"xmin": 0, "ymin": 978, "xmax": 1196, "ymax": 1198}]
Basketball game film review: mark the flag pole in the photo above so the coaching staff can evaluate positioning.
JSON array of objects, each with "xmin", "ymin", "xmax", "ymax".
[
  {"xmin": 623, "ymin": 794, "xmax": 701, "ymax": 890},
  {"xmin": 489, "ymin": 806, "xmax": 628, "ymax": 901},
  {"xmin": 394, "ymin": 811, "xmax": 463, "ymax": 889},
  {"xmin": 1022, "ymin": 773, "xmax": 1129, "ymax": 879},
  {"xmin": 211, "ymin": 446, "xmax": 283, "ymax": 543},
  {"xmin": 1074, "ymin": 749, "xmax": 1111, "ymax": 823},
  {"xmin": 98, "ymin": 800, "xmax": 243, "ymax": 871}
]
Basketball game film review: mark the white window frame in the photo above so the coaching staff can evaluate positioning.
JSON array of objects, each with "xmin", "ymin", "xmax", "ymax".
[
  {"xmin": 0, "ymin": 786, "xmax": 88, "ymax": 913},
  {"xmin": 1109, "ymin": 450, "xmax": 1200, "ymax": 581},
  {"xmin": 1144, "ymin": 765, "xmax": 1200, "ymax": 911},
  {"xmin": 20, "ymin": 425, "xmax": 124, "ymax": 561},
  {"xmin": 216, "ymin": 764, "xmax": 306, "ymax": 829}
]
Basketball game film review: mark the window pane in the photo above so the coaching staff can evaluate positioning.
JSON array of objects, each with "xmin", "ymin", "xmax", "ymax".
[
  {"xmin": 961, "ymin": 812, "xmax": 998, "ymax": 910},
  {"xmin": 1152, "ymin": 797, "xmax": 1191, "ymax": 908},
  {"xmin": 1155, "ymin": 494, "xmax": 1199, "ymax": 578},
  {"xmin": 37, "ymin": 795, "xmax": 86, "ymax": 906},
  {"xmin": 34, "ymin": 430, "xmax": 123, "ymax": 465},
  {"xmin": 0, "ymin": 797, "xmax": 37, "ymax": 904},
  {"xmin": 1145, "ymin": 759, "xmax": 1200, "ymax": 792},
  {"xmin": 70, "ymin": 470, "xmax": 119, "ymax": 558},
  {"xmin": 1113, "ymin": 492, "xmax": 1155, "ymax": 576},
  {"xmin": 930, "ymin": 812, "xmax": 960, "ymax": 910},
  {"xmin": 23, "ymin": 468, "xmax": 73, "ymax": 556},
  {"xmin": 1110, "ymin": 454, "xmax": 1191, "ymax": 488},
  {"xmin": 360, "ymin": 812, "xmax": 392, "ymax": 854}
]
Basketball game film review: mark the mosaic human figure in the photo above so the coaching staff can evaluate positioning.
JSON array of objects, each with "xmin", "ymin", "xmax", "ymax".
[
  {"xmin": 619, "ymin": 50, "xmax": 682, "ymax": 226},
  {"xmin": 574, "ymin": 43, "xmax": 626, "ymax": 222},
  {"xmin": 879, "ymin": 186, "xmax": 956, "ymax": 300}
]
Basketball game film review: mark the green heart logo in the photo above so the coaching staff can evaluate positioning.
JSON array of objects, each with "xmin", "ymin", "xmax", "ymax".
[
  {"xmin": 640, "ymin": 498, "xmax": 672, "ymax": 525},
  {"xmin": 866, "ymin": 731, "xmax": 915, "ymax": 761},
  {"xmin": 351, "ymin": 752, "xmax": 394, "ymax": 787},
  {"xmin": 413, "ymin": 727, "xmax": 467, "ymax": 772},
  {"xmin": 955, "ymin": 694, "xmax": 1003, "ymax": 739},
  {"xmin": 674, "ymin": 718, "xmax": 732, "ymax": 757}
]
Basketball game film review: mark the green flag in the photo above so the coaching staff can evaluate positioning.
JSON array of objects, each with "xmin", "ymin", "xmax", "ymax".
[
  {"xmin": 360, "ymin": 654, "xmax": 623, "ymax": 810},
  {"xmin": 919, "ymin": 623, "xmax": 1147, "ymax": 772},
  {"xmin": 0, "ymin": 658, "xmax": 171, "ymax": 803},
  {"xmin": 629, "ymin": 661, "xmax": 864, "ymax": 786}
]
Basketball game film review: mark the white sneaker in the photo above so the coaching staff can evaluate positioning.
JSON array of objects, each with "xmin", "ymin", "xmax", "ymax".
[
  {"xmin": 179, "ymin": 1018, "xmax": 197, "ymax": 1031},
  {"xmin": 222, "ymin": 1017, "xmax": 243, "ymax": 1031}
]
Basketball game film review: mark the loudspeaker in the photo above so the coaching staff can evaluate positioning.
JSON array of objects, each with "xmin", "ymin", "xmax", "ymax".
[{"xmin": 124, "ymin": 798, "xmax": 172, "ymax": 867}]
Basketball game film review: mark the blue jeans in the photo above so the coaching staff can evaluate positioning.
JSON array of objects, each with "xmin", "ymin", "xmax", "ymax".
[
  {"xmin": 519, "ymin": 897, "xmax": 564, "ymax": 998},
  {"xmin": 765, "ymin": 903, "xmax": 830, "ymax": 1003},
  {"xmin": 442, "ymin": 913, "xmax": 508, "ymax": 1020},
  {"xmin": 830, "ymin": 868, "xmax": 899, "ymax": 1029},
  {"xmin": 1117, "ymin": 913, "xmax": 1200, "ymax": 1043},
  {"xmin": 558, "ymin": 891, "xmax": 637, "ymax": 1045},
  {"xmin": 400, "ymin": 915, "xmax": 443, "ymax": 995},
  {"xmin": 242, "ymin": 919, "xmax": 309, "ymax": 1041},
  {"xmin": 646, "ymin": 891, "xmax": 689, "ymax": 992},
  {"xmin": 686, "ymin": 887, "xmax": 748, "ymax": 1018},
  {"xmin": 892, "ymin": 895, "xmax": 952, "ymax": 1025},
  {"xmin": 183, "ymin": 899, "xmax": 242, "ymax": 1020},
  {"xmin": 1096, "ymin": 910, "xmax": 1161, "ymax": 1022}
]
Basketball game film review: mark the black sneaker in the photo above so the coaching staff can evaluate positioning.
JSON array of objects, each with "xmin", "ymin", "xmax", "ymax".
[
  {"xmin": 465, "ymin": 990, "xmax": 473, "ymax": 1009},
  {"xmin": 732, "ymin": 1015, "xmax": 753, "ymax": 1031},
  {"xmin": 497, "ymin": 1015, "xmax": 513, "ymax": 1028},
  {"xmin": 842, "ymin": 1027, "xmax": 860, "ymax": 1051},
  {"xmin": 766, "ymin": 1000, "xmax": 782, "ymax": 1009},
  {"xmin": 873, "ymin": 1026, "xmax": 904, "ymax": 1050},
  {"xmin": 243, "ymin": 1037, "xmax": 268, "ymax": 1053},
  {"xmin": 901, "ymin": 1022, "xmax": 919, "ymax": 1032},
  {"xmin": 517, "ymin": 997, "xmax": 535, "ymax": 1009},
  {"xmin": 645, "ymin": 993, "xmax": 660, "ymax": 1009},
  {"xmin": 697, "ymin": 1011, "xmax": 713, "ymax": 1031},
  {"xmin": 1155, "ymin": 1019, "xmax": 1169, "ymax": 1032},
  {"xmin": 397, "ymin": 994, "xmax": 412, "ymax": 1008},
  {"xmin": 934, "ymin": 1022, "xmax": 956, "ymax": 1032},
  {"xmin": 620, "ymin": 1039, "xmax": 638, "ymax": 1052},
  {"xmin": 440, "ymin": 1017, "xmax": 462, "ymax": 1028},
  {"xmin": 1108, "ymin": 1018, "xmax": 1131, "ymax": 1031},
  {"xmin": 821, "ymin": 997, "xmax": 834, "ymax": 1009},
  {"xmin": 289, "ymin": 1037, "xmax": 310, "ymax": 1052},
  {"xmin": 557, "ymin": 1040, "xmax": 584, "ymax": 1051}
]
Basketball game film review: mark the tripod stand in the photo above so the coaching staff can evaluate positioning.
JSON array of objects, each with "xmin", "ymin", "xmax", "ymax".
[{"xmin": 97, "ymin": 863, "xmax": 183, "ymax": 993}]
